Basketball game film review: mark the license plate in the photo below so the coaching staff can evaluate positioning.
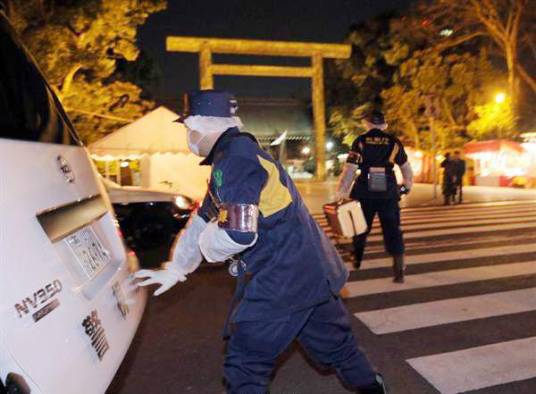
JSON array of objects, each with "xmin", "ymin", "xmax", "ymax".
[{"xmin": 65, "ymin": 227, "xmax": 110, "ymax": 280}]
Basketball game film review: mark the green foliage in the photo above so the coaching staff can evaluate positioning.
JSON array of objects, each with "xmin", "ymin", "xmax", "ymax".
[
  {"xmin": 8, "ymin": 0, "xmax": 167, "ymax": 143},
  {"xmin": 416, "ymin": 0, "xmax": 535, "ymax": 123},
  {"xmin": 327, "ymin": 5, "xmax": 517, "ymax": 150},
  {"xmin": 326, "ymin": 13, "xmax": 410, "ymax": 141},
  {"xmin": 467, "ymin": 97, "xmax": 516, "ymax": 140},
  {"xmin": 382, "ymin": 49, "xmax": 502, "ymax": 149}
]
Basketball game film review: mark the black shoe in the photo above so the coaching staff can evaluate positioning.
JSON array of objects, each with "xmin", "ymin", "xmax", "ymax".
[
  {"xmin": 393, "ymin": 270, "xmax": 404, "ymax": 283},
  {"xmin": 392, "ymin": 255, "xmax": 405, "ymax": 283},
  {"xmin": 354, "ymin": 259, "xmax": 362, "ymax": 270},
  {"xmin": 358, "ymin": 374, "xmax": 387, "ymax": 394}
]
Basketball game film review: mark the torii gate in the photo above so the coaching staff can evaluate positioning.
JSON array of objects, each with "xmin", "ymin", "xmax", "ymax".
[{"xmin": 166, "ymin": 36, "xmax": 351, "ymax": 180}]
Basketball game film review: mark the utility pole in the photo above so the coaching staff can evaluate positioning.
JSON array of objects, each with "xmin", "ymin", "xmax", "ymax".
[{"xmin": 425, "ymin": 94, "xmax": 440, "ymax": 199}]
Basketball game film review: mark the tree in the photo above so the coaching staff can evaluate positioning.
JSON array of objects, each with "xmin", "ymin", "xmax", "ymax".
[
  {"xmin": 382, "ymin": 48, "xmax": 503, "ymax": 149},
  {"xmin": 7, "ymin": 0, "xmax": 167, "ymax": 143},
  {"xmin": 419, "ymin": 0, "xmax": 534, "ymax": 119},
  {"xmin": 326, "ymin": 13, "xmax": 413, "ymax": 144},
  {"xmin": 467, "ymin": 96, "xmax": 516, "ymax": 139}
]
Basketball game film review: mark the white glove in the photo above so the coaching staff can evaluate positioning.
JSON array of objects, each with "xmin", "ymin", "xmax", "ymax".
[
  {"xmin": 400, "ymin": 161, "xmax": 414, "ymax": 190},
  {"xmin": 334, "ymin": 190, "xmax": 349, "ymax": 202},
  {"xmin": 134, "ymin": 262, "xmax": 187, "ymax": 296},
  {"xmin": 133, "ymin": 214, "xmax": 207, "ymax": 296}
]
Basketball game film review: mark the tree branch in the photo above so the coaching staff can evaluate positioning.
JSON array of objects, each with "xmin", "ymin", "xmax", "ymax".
[
  {"xmin": 441, "ymin": 97, "xmax": 458, "ymax": 127},
  {"xmin": 60, "ymin": 64, "xmax": 82, "ymax": 96},
  {"xmin": 434, "ymin": 31, "xmax": 488, "ymax": 51},
  {"xmin": 469, "ymin": 0, "xmax": 507, "ymax": 44},
  {"xmin": 509, "ymin": 0, "xmax": 524, "ymax": 44},
  {"xmin": 522, "ymin": 33, "xmax": 536, "ymax": 61},
  {"xmin": 517, "ymin": 63, "xmax": 536, "ymax": 94},
  {"xmin": 65, "ymin": 108, "xmax": 134, "ymax": 123}
]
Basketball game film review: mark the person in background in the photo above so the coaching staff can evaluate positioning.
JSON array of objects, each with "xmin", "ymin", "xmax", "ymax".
[
  {"xmin": 452, "ymin": 150, "xmax": 466, "ymax": 204},
  {"xmin": 440, "ymin": 153, "xmax": 456, "ymax": 205},
  {"xmin": 335, "ymin": 110, "xmax": 413, "ymax": 283}
]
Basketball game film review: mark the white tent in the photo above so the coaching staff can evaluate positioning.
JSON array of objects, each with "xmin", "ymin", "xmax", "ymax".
[{"xmin": 89, "ymin": 106, "xmax": 210, "ymax": 201}]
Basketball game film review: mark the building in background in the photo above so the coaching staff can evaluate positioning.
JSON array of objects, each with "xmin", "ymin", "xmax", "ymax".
[
  {"xmin": 89, "ymin": 107, "xmax": 210, "ymax": 200},
  {"xmin": 463, "ymin": 139, "xmax": 532, "ymax": 188},
  {"xmin": 238, "ymin": 97, "xmax": 315, "ymax": 178}
]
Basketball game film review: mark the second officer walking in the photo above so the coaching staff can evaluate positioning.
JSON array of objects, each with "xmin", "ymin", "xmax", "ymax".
[{"xmin": 336, "ymin": 110, "xmax": 413, "ymax": 283}]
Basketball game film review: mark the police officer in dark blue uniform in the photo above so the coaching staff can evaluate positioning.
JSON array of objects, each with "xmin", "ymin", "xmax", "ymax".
[
  {"xmin": 336, "ymin": 110, "xmax": 413, "ymax": 283},
  {"xmin": 136, "ymin": 91, "xmax": 388, "ymax": 394}
]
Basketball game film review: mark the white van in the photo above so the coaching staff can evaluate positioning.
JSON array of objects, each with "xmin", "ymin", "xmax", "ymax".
[{"xmin": 0, "ymin": 9, "xmax": 146, "ymax": 394}]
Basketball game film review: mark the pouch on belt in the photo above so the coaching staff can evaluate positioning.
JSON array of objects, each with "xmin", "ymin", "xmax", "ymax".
[{"xmin": 367, "ymin": 167, "xmax": 388, "ymax": 192}]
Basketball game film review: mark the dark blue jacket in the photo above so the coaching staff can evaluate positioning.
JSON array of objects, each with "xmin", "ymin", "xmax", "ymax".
[
  {"xmin": 199, "ymin": 128, "xmax": 348, "ymax": 322},
  {"xmin": 347, "ymin": 128, "xmax": 408, "ymax": 200}
]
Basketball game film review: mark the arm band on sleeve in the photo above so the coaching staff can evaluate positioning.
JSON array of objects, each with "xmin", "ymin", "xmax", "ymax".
[
  {"xmin": 169, "ymin": 214, "xmax": 207, "ymax": 274},
  {"xmin": 400, "ymin": 161, "xmax": 414, "ymax": 190},
  {"xmin": 217, "ymin": 203, "xmax": 259, "ymax": 233},
  {"xmin": 346, "ymin": 151, "xmax": 360, "ymax": 165},
  {"xmin": 336, "ymin": 163, "xmax": 358, "ymax": 197}
]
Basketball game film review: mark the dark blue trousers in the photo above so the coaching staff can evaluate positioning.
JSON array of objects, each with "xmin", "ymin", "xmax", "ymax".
[
  {"xmin": 224, "ymin": 296, "xmax": 377, "ymax": 393},
  {"xmin": 352, "ymin": 198, "xmax": 404, "ymax": 264}
]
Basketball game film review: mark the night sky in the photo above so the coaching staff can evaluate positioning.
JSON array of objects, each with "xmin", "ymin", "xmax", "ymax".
[{"xmin": 138, "ymin": 0, "xmax": 414, "ymax": 104}]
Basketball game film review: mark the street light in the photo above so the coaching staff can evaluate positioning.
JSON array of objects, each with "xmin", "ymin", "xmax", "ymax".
[
  {"xmin": 326, "ymin": 140, "xmax": 334, "ymax": 152},
  {"xmin": 495, "ymin": 92, "xmax": 506, "ymax": 104},
  {"xmin": 301, "ymin": 146, "xmax": 311, "ymax": 155}
]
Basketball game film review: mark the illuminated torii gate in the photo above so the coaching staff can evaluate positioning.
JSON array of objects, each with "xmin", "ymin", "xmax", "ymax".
[{"xmin": 166, "ymin": 36, "xmax": 351, "ymax": 180}]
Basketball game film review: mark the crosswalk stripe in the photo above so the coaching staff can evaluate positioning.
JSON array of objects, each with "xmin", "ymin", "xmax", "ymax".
[
  {"xmin": 315, "ymin": 208, "xmax": 536, "ymax": 225},
  {"xmin": 314, "ymin": 207, "xmax": 536, "ymax": 230},
  {"xmin": 407, "ymin": 336, "xmax": 536, "ymax": 394},
  {"xmin": 400, "ymin": 208, "xmax": 535, "ymax": 223},
  {"xmin": 315, "ymin": 216, "xmax": 536, "ymax": 240},
  {"xmin": 361, "ymin": 215, "xmax": 536, "ymax": 236},
  {"xmin": 366, "ymin": 221, "xmax": 536, "ymax": 242},
  {"xmin": 342, "ymin": 261, "xmax": 536, "ymax": 298},
  {"xmin": 315, "ymin": 212, "xmax": 533, "ymax": 230},
  {"xmin": 355, "ymin": 287, "xmax": 536, "ymax": 334},
  {"xmin": 345, "ymin": 243, "xmax": 536, "ymax": 271},
  {"xmin": 324, "ymin": 201, "xmax": 536, "ymax": 392},
  {"xmin": 400, "ymin": 200, "xmax": 536, "ymax": 213},
  {"xmin": 401, "ymin": 208, "xmax": 536, "ymax": 223},
  {"xmin": 328, "ymin": 230, "xmax": 536, "ymax": 247}
]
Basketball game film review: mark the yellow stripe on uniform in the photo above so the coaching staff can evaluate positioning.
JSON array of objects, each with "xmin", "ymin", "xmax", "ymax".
[{"xmin": 257, "ymin": 155, "xmax": 293, "ymax": 217}]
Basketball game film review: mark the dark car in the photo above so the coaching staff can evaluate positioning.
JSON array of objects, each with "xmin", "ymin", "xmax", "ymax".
[{"xmin": 102, "ymin": 178, "xmax": 195, "ymax": 252}]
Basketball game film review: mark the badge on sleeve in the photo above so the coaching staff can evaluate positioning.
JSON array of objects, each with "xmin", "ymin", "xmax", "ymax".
[{"xmin": 213, "ymin": 169, "xmax": 223, "ymax": 188}]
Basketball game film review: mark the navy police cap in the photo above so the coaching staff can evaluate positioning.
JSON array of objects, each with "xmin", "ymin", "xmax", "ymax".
[
  {"xmin": 175, "ymin": 90, "xmax": 238, "ymax": 123},
  {"xmin": 364, "ymin": 109, "xmax": 386, "ymax": 125}
]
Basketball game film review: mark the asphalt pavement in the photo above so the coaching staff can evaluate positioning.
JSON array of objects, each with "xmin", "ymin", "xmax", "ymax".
[
  {"xmin": 108, "ymin": 187, "xmax": 536, "ymax": 394},
  {"xmin": 295, "ymin": 180, "xmax": 536, "ymax": 212}
]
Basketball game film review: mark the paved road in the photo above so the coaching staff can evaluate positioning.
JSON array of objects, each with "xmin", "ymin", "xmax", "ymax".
[
  {"xmin": 109, "ymin": 200, "xmax": 536, "ymax": 394},
  {"xmin": 296, "ymin": 181, "xmax": 536, "ymax": 212}
]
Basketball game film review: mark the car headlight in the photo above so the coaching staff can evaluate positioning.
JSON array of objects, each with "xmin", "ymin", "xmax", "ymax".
[{"xmin": 174, "ymin": 195, "xmax": 192, "ymax": 210}]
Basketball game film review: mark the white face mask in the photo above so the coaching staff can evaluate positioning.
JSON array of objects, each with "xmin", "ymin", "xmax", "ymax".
[
  {"xmin": 186, "ymin": 128, "xmax": 223, "ymax": 157},
  {"xmin": 184, "ymin": 115, "xmax": 243, "ymax": 157}
]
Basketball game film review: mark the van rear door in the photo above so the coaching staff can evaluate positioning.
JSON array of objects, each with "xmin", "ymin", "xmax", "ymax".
[{"xmin": 0, "ymin": 11, "xmax": 145, "ymax": 394}]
